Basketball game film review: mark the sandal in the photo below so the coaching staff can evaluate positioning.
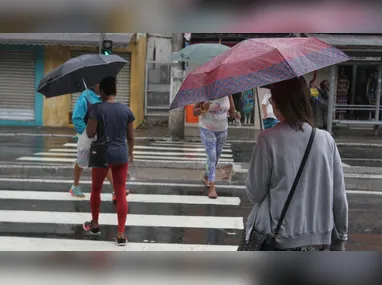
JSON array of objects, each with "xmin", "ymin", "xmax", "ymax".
[
  {"xmin": 207, "ymin": 185, "xmax": 218, "ymax": 199},
  {"xmin": 200, "ymin": 173, "xmax": 209, "ymax": 188}
]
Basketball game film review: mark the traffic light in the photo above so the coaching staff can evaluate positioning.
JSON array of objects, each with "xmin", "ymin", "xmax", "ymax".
[{"xmin": 101, "ymin": 40, "xmax": 113, "ymax": 55}]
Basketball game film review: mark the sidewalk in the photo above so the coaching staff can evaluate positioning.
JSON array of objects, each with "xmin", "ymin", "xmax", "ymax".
[{"xmin": 3, "ymin": 125, "xmax": 382, "ymax": 145}]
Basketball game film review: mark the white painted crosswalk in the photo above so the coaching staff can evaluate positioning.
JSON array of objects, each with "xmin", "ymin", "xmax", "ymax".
[
  {"xmin": 16, "ymin": 140, "xmax": 234, "ymax": 164},
  {"xmin": 0, "ymin": 178, "xmax": 245, "ymax": 251}
]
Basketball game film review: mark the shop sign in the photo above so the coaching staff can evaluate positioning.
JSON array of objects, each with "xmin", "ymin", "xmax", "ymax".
[{"xmin": 351, "ymin": 56, "xmax": 381, "ymax": 61}]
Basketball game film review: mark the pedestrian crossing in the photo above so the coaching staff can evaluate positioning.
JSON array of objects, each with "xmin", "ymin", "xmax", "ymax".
[
  {"xmin": 0, "ymin": 178, "xmax": 247, "ymax": 251},
  {"xmin": 16, "ymin": 140, "xmax": 234, "ymax": 164}
]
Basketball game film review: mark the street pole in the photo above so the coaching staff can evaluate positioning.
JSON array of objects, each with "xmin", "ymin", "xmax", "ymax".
[
  {"xmin": 99, "ymin": 33, "xmax": 106, "ymax": 54},
  {"xmin": 327, "ymin": 65, "xmax": 338, "ymax": 135},
  {"xmin": 255, "ymin": 88, "xmax": 263, "ymax": 131},
  {"xmin": 169, "ymin": 33, "xmax": 185, "ymax": 139}
]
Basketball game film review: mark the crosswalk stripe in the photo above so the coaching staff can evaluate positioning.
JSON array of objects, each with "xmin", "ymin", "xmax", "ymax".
[
  {"xmin": 0, "ymin": 178, "xmax": 246, "ymax": 189},
  {"xmin": 149, "ymin": 141, "xmax": 232, "ymax": 146},
  {"xmin": 32, "ymin": 152, "xmax": 234, "ymax": 162},
  {"xmin": 151, "ymin": 142, "xmax": 232, "ymax": 148},
  {"xmin": 63, "ymin": 144, "xmax": 232, "ymax": 153},
  {"xmin": 17, "ymin": 157, "xmax": 75, "ymax": 162},
  {"xmin": 0, "ymin": 237, "xmax": 238, "ymax": 251},
  {"xmin": 47, "ymin": 149, "xmax": 234, "ymax": 158},
  {"xmin": 16, "ymin": 157, "xmax": 234, "ymax": 164},
  {"xmin": 0, "ymin": 210, "xmax": 244, "ymax": 230},
  {"xmin": 65, "ymin": 141, "xmax": 232, "ymax": 147},
  {"xmin": 0, "ymin": 190, "xmax": 241, "ymax": 206},
  {"xmin": 134, "ymin": 146, "xmax": 232, "ymax": 152}
]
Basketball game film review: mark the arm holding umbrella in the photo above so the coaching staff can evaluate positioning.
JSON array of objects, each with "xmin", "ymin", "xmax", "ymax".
[
  {"xmin": 72, "ymin": 96, "xmax": 89, "ymax": 135},
  {"xmin": 228, "ymin": 95, "xmax": 240, "ymax": 119},
  {"xmin": 193, "ymin": 101, "xmax": 211, "ymax": 116}
]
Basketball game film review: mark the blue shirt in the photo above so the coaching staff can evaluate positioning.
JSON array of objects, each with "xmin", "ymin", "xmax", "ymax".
[
  {"xmin": 89, "ymin": 102, "xmax": 135, "ymax": 165},
  {"xmin": 72, "ymin": 90, "xmax": 101, "ymax": 135}
]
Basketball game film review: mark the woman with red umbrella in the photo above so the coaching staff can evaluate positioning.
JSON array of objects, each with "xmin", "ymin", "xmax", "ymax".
[{"xmin": 239, "ymin": 77, "xmax": 348, "ymax": 251}]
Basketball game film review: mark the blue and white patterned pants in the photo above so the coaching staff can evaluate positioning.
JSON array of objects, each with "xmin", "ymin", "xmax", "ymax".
[{"xmin": 200, "ymin": 127, "xmax": 228, "ymax": 182}]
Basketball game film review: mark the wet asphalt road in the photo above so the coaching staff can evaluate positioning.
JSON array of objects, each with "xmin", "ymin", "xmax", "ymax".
[
  {"xmin": 0, "ymin": 178, "xmax": 380, "ymax": 250},
  {"xmin": 1, "ymin": 136, "xmax": 382, "ymax": 167},
  {"xmin": 0, "ymin": 136, "xmax": 382, "ymax": 250}
]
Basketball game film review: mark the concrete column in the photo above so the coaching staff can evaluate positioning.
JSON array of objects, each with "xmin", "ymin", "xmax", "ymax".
[
  {"xmin": 327, "ymin": 65, "xmax": 338, "ymax": 134},
  {"xmin": 169, "ymin": 33, "xmax": 185, "ymax": 139},
  {"xmin": 99, "ymin": 33, "xmax": 106, "ymax": 54}
]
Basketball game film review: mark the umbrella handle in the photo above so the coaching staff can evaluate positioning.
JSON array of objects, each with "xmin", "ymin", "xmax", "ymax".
[{"xmin": 82, "ymin": 78, "xmax": 88, "ymax": 90}]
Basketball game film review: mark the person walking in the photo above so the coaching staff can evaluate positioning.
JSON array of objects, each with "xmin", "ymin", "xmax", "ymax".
[
  {"xmin": 70, "ymin": 85, "xmax": 129, "ymax": 202},
  {"xmin": 315, "ymin": 80, "xmax": 330, "ymax": 130},
  {"xmin": 241, "ymin": 77, "xmax": 348, "ymax": 251},
  {"xmin": 83, "ymin": 77, "xmax": 135, "ymax": 246},
  {"xmin": 193, "ymin": 96, "xmax": 239, "ymax": 199},
  {"xmin": 260, "ymin": 88, "xmax": 279, "ymax": 129}
]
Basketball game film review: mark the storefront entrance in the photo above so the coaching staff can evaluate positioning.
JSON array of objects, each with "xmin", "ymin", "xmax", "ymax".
[{"xmin": 334, "ymin": 62, "xmax": 380, "ymax": 121}]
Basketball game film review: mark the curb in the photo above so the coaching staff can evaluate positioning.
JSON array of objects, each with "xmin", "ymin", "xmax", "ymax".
[{"xmin": 230, "ymin": 164, "xmax": 382, "ymax": 191}]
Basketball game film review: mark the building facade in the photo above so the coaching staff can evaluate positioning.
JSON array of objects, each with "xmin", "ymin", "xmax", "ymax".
[
  {"xmin": 0, "ymin": 33, "xmax": 147, "ymax": 129},
  {"xmin": 303, "ymin": 34, "xmax": 382, "ymax": 132}
]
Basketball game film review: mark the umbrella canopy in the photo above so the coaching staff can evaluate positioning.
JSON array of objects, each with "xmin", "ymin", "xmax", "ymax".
[
  {"xmin": 169, "ymin": 43, "xmax": 231, "ymax": 65},
  {"xmin": 38, "ymin": 54, "xmax": 127, "ymax": 98},
  {"xmin": 169, "ymin": 37, "xmax": 350, "ymax": 110}
]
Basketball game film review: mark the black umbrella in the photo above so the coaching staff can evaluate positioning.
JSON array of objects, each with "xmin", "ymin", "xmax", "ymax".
[{"xmin": 37, "ymin": 54, "xmax": 128, "ymax": 98}]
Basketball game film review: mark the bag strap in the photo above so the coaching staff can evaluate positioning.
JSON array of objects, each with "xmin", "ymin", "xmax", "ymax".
[
  {"xmin": 95, "ymin": 103, "xmax": 110, "ymax": 143},
  {"xmin": 273, "ymin": 127, "xmax": 316, "ymax": 237}
]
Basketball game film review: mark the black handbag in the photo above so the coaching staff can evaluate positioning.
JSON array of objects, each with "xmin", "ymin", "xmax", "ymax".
[
  {"xmin": 88, "ymin": 103, "xmax": 109, "ymax": 168},
  {"xmin": 237, "ymin": 127, "xmax": 316, "ymax": 251}
]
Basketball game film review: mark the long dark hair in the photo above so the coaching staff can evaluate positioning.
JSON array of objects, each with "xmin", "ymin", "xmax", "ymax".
[{"xmin": 270, "ymin": 77, "xmax": 314, "ymax": 131}]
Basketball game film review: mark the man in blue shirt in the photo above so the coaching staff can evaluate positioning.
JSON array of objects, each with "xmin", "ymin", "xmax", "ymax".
[{"xmin": 70, "ymin": 85, "xmax": 129, "ymax": 201}]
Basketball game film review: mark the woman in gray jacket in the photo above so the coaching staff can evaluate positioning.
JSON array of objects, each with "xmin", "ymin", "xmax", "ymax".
[{"xmin": 244, "ymin": 77, "xmax": 348, "ymax": 251}]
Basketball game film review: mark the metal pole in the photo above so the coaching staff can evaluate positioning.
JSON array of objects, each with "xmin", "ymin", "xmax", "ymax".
[
  {"xmin": 350, "ymin": 64, "xmax": 357, "ymax": 117},
  {"xmin": 374, "ymin": 62, "xmax": 382, "ymax": 121},
  {"xmin": 327, "ymin": 65, "xmax": 338, "ymax": 134},
  {"xmin": 169, "ymin": 33, "xmax": 185, "ymax": 139},
  {"xmin": 255, "ymin": 88, "xmax": 264, "ymax": 131},
  {"xmin": 99, "ymin": 33, "xmax": 106, "ymax": 54},
  {"xmin": 373, "ymin": 62, "xmax": 382, "ymax": 135},
  {"xmin": 144, "ymin": 62, "xmax": 149, "ymax": 116}
]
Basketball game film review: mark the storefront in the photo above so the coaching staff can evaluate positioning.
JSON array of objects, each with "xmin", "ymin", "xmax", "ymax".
[
  {"xmin": 306, "ymin": 34, "xmax": 382, "ymax": 133},
  {"xmin": 0, "ymin": 33, "xmax": 146, "ymax": 129},
  {"xmin": 0, "ymin": 45, "xmax": 44, "ymax": 126}
]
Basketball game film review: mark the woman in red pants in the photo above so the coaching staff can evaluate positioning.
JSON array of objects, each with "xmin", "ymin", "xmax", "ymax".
[{"xmin": 84, "ymin": 76, "xmax": 135, "ymax": 246}]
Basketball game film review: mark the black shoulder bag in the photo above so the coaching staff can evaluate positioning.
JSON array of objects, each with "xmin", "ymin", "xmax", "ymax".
[
  {"xmin": 238, "ymin": 127, "xmax": 316, "ymax": 251},
  {"xmin": 88, "ymin": 103, "xmax": 109, "ymax": 168}
]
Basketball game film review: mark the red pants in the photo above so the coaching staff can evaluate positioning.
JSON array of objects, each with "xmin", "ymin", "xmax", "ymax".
[{"xmin": 91, "ymin": 163, "xmax": 128, "ymax": 233}]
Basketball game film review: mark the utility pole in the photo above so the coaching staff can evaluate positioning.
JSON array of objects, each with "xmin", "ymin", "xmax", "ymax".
[
  {"xmin": 99, "ymin": 33, "xmax": 106, "ymax": 54},
  {"xmin": 169, "ymin": 33, "xmax": 185, "ymax": 139}
]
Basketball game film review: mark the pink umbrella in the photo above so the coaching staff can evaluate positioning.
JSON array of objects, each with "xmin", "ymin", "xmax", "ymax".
[{"xmin": 169, "ymin": 37, "xmax": 350, "ymax": 110}]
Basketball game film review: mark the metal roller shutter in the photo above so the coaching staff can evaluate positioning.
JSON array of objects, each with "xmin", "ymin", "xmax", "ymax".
[
  {"xmin": 0, "ymin": 50, "xmax": 36, "ymax": 121},
  {"xmin": 70, "ymin": 51, "xmax": 131, "ymax": 112}
]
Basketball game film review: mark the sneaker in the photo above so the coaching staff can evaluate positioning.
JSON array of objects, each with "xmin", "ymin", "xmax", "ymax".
[
  {"xmin": 69, "ymin": 186, "xmax": 85, "ymax": 198},
  {"xmin": 83, "ymin": 221, "xmax": 101, "ymax": 235},
  {"xmin": 112, "ymin": 188, "xmax": 130, "ymax": 205},
  {"xmin": 115, "ymin": 236, "xmax": 127, "ymax": 247}
]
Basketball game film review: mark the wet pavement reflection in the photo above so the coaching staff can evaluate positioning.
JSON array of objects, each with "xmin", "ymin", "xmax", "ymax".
[{"xmin": 0, "ymin": 178, "xmax": 380, "ymax": 250}]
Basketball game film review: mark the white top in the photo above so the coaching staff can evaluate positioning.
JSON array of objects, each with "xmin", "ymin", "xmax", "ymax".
[
  {"xmin": 261, "ymin": 91, "xmax": 277, "ymax": 120},
  {"xmin": 199, "ymin": 96, "xmax": 230, "ymax": 132}
]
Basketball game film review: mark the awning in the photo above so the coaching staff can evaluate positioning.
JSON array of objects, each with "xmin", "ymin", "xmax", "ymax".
[
  {"xmin": 0, "ymin": 33, "xmax": 135, "ymax": 48},
  {"xmin": 307, "ymin": 33, "xmax": 382, "ymax": 47}
]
